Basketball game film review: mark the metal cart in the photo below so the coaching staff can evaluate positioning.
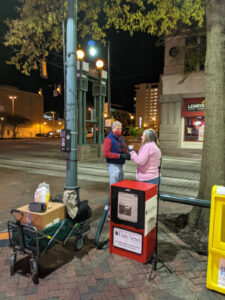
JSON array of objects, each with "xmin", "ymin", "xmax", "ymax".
[{"xmin": 8, "ymin": 208, "xmax": 90, "ymax": 284}]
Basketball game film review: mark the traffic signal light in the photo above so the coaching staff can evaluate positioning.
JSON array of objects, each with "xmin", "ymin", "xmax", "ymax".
[
  {"xmin": 38, "ymin": 88, "xmax": 43, "ymax": 96},
  {"xmin": 40, "ymin": 60, "xmax": 48, "ymax": 79},
  {"xmin": 57, "ymin": 84, "xmax": 61, "ymax": 94}
]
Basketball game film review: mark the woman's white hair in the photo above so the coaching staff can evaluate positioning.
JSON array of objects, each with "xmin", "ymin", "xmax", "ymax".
[{"xmin": 143, "ymin": 129, "xmax": 160, "ymax": 147}]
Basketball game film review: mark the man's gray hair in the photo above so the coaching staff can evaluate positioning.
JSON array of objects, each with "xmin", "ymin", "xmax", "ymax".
[{"xmin": 112, "ymin": 120, "xmax": 122, "ymax": 129}]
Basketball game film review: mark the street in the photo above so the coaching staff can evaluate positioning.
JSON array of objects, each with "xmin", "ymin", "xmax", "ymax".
[{"xmin": 0, "ymin": 138, "xmax": 193, "ymax": 232}]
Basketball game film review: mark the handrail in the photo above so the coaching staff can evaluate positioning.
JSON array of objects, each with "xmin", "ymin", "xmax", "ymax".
[{"xmin": 159, "ymin": 194, "xmax": 210, "ymax": 208}]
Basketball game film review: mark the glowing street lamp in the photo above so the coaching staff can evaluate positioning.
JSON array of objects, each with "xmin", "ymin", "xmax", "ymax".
[
  {"xmin": 96, "ymin": 59, "xmax": 104, "ymax": 69},
  {"xmin": 76, "ymin": 49, "xmax": 85, "ymax": 60},
  {"xmin": 89, "ymin": 46, "xmax": 97, "ymax": 57},
  {"xmin": 9, "ymin": 95, "xmax": 17, "ymax": 115}
]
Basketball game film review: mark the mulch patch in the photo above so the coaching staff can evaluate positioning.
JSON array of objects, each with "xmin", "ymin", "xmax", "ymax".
[{"xmin": 159, "ymin": 213, "xmax": 208, "ymax": 256}]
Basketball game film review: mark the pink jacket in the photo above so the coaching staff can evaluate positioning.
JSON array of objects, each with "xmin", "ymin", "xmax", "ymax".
[{"xmin": 130, "ymin": 142, "xmax": 161, "ymax": 181}]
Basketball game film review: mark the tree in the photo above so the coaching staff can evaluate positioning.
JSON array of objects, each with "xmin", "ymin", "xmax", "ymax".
[
  {"xmin": 0, "ymin": 112, "xmax": 9, "ymax": 139},
  {"xmin": 7, "ymin": 114, "xmax": 29, "ymax": 138},
  {"xmin": 3, "ymin": 0, "xmax": 225, "ymax": 234}
]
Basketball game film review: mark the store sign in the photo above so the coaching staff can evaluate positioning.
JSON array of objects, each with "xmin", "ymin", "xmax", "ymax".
[
  {"xmin": 187, "ymin": 103, "xmax": 205, "ymax": 112},
  {"xmin": 182, "ymin": 98, "xmax": 205, "ymax": 117}
]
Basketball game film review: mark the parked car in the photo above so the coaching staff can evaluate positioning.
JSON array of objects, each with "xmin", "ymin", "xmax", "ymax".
[
  {"xmin": 46, "ymin": 130, "xmax": 60, "ymax": 138},
  {"xmin": 35, "ymin": 133, "xmax": 46, "ymax": 137}
]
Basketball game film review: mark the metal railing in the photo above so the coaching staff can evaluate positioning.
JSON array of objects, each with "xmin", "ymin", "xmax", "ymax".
[{"xmin": 159, "ymin": 194, "xmax": 210, "ymax": 208}]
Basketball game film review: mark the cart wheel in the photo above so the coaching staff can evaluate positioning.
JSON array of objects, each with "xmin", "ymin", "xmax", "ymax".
[
  {"xmin": 10, "ymin": 251, "xmax": 17, "ymax": 276},
  {"xmin": 74, "ymin": 237, "xmax": 84, "ymax": 251},
  {"xmin": 30, "ymin": 259, "xmax": 39, "ymax": 285}
]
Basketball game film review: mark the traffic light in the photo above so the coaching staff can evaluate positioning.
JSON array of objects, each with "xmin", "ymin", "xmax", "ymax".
[
  {"xmin": 38, "ymin": 88, "xmax": 43, "ymax": 96},
  {"xmin": 57, "ymin": 84, "xmax": 61, "ymax": 94},
  {"xmin": 40, "ymin": 60, "xmax": 48, "ymax": 79}
]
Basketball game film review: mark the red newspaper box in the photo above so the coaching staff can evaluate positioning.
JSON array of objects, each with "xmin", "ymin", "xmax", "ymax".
[{"xmin": 109, "ymin": 180, "xmax": 157, "ymax": 263}]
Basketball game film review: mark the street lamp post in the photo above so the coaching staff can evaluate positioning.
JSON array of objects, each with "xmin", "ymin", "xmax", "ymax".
[
  {"xmin": 107, "ymin": 40, "xmax": 111, "ymax": 118},
  {"xmin": 9, "ymin": 96, "xmax": 17, "ymax": 115},
  {"xmin": 88, "ymin": 41, "xmax": 111, "ymax": 118},
  {"xmin": 51, "ymin": 111, "xmax": 55, "ymax": 129},
  {"xmin": 64, "ymin": 0, "xmax": 79, "ymax": 195}
]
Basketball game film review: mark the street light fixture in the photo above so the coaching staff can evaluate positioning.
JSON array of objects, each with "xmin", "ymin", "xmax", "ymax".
[
  {"xmin": 96, "ymin": 59, "xmax": 104, "ymax": 69},
  {"xmin": 76, "ymin": 49, "xmax": 85, "ymax": 60},
  {"xmin": 89, "ymin": 46, "xmax": 97, "ymax": 57},
  {"xmin": 9, "ymin": 95, "xmax": 17, "ymax": 115}
]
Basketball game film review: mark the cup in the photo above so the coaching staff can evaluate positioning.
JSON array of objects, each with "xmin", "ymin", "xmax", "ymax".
[{"xmin": 128, "ymin": 145, "xmax": 134, "ymax": 152}]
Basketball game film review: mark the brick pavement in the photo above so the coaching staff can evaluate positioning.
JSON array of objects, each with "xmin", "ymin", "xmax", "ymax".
[{"xmin": 0, "ymin": 168, "xmax": 224, "ymax": 299}]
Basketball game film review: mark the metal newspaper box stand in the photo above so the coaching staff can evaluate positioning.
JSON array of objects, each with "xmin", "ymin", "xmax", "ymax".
[
  {"xmin": 207, "ymin": 185, "xmax": 225, "ymax": 294},
  {"xmin": 109, "ymin": 180, "xmax": 157, "ymax": 263}
]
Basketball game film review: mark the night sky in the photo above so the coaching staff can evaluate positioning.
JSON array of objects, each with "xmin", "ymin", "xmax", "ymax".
[{"xmin": 0, "ymin": 1, "xmax": 164, "ymax": 116}]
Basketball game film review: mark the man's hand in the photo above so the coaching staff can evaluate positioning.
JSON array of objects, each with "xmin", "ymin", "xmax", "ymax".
[{"xmin": 120, "ymin": 153, "xmax": 131, "ymax": 160}]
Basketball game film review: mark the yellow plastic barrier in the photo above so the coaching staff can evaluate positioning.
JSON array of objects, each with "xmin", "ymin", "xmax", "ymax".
[{"xmin": 207, "ymin": 185, "xmax": 225, "ymax": 293}]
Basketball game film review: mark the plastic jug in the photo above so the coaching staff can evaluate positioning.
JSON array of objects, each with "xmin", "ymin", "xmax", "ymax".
[{"xmin": 34, "ymin": 182, "xmax": 50, "ymax": 207}]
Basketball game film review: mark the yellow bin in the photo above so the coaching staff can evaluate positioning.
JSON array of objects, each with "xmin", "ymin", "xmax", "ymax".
[{"xmin": 207, "ymin": 185, "xmax": 225, "ymax": 293}]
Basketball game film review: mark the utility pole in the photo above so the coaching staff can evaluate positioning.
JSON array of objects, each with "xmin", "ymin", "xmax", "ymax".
[
  {"xmin": 51, "ymin": 111, "xmax": 55, "ymax": 130},
  {"xmin": 64, "ymin": 0, "xmax": 79, "ymax": 195}
]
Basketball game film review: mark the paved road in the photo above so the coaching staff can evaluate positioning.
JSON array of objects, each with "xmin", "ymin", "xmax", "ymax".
[{"xmin": 0, "ymin": 138, "xmax": 193, "ymax": 220}]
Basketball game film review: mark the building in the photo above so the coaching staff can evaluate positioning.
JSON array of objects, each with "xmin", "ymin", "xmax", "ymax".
[
  {"xmin": 104, "ymin": 103, "xmax": 133, "ymax": 129},
  {"xmin": 134, "ymin": 82, "xmax": 162, "ymax": 132},
  {"xmin": 159, "ymin": 33, "xmax": 205, "ymax": 154},
  {"xmin": 0, "ymin": 85, "xmax": 63, "ymax": 138}
]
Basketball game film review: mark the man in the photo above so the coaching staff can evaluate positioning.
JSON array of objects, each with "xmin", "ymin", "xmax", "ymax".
[
  {"xmin": 103, "ymin": 121, "xmax": 130, "ymax": 220},
  {"xmin": 103, "ymin": 120, "xmax": 130, "ymax": 185}
]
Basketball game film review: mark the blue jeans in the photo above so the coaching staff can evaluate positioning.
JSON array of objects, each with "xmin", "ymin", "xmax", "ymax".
[
  {"xmin": 144, "ymin": 177, "xmax": 160, "ymax": 185},
  {"xmin": 107, "ymin": 163, "xmax": 124, "ymax": 185},
  {"xmin": 107, "ymin": 164, "xmax": 124, "ymax": 217}
]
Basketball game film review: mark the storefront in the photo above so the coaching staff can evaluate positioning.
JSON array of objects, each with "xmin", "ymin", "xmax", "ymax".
[{"xmin": 181, "ymin": 98, "xmax": 205, "ymax": 148}]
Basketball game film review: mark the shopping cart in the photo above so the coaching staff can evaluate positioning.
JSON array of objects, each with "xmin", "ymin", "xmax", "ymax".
[{"xmin": 8, "ymin": 201, "xmax": 91, "ymax": 284}]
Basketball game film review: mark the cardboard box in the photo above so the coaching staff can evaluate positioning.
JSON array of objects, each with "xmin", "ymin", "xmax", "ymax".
[{"xmin": 16, "ymin": 202, "xmax": 66, "ymax": 230}]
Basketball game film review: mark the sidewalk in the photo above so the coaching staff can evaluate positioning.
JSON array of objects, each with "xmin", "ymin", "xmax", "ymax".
[{"xmin": 0, "ymin": 167, "xmax": 223, "ymax": 299}]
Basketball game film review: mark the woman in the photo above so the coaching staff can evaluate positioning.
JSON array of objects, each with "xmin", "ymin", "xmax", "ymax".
[{"xmin": 130, "ymin": 129, "xmax": 161, "ymax": 184}]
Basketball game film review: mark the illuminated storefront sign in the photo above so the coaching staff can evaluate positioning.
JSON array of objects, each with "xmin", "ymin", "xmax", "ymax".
[
  {"xmin": 182, "ymin": 98, "xmax": 205, "ymax": 117},
  {"xmin": 182, "ymin": 98, "xmax": 205, "ymax": 142},
  {"xmin": 187, "ymin": 103, "xmax": 205, "ymax": 112}
]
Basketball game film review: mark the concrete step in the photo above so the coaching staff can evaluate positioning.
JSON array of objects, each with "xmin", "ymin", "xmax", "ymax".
[
  {"xmin": 161, "ymin": 177, "xmax": 199, "ymax": 189},
  {"xmin": 161, "ymin": 169, "xmax": 200, "ymax": 180},
  {"xmin": 162, "ymin": 158, "xmax": 201, "ymax": 172},
  {"xmin": 159, "ymin": 185, "xmax": 198, "ymax": 198}
]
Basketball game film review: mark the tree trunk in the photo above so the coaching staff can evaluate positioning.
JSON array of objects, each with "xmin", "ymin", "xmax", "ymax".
[
  {"xmin": 189, "ymin": 0, "xmax": 225, "ymax": 233},
  {"xmin": 12, "ymin": 126, "xmax": 17, "ymax": 138}
]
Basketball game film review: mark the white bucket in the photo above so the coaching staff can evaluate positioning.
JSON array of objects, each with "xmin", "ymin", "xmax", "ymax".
[{"xmin": 34, "ymin": 187, "xmax": 50, "ymax": 207}]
